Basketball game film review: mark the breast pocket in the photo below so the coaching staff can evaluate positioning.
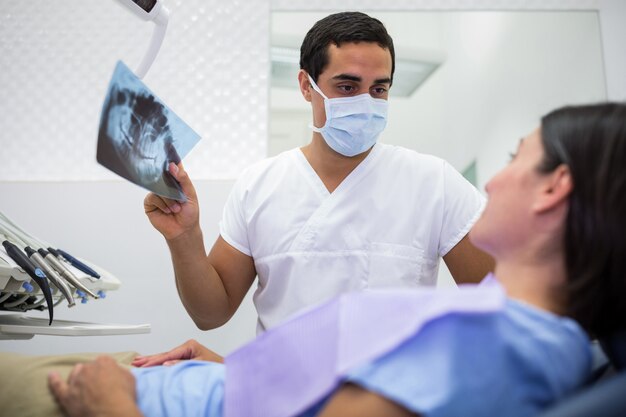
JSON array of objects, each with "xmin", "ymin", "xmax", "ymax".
[{"xmin": 367, "ymin": 242, "xmax": 428, "ymax": 288}]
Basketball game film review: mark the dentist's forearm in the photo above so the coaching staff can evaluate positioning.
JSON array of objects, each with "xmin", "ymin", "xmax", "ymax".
[{"xmin": 166, "ymin": 226, "xmax": 232, "ymax": 329}]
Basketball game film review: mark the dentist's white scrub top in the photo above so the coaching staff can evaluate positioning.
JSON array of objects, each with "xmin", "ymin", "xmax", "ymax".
[{"xmin": 220, "ymin": 143, "xmax": 485, "ymax": 331}]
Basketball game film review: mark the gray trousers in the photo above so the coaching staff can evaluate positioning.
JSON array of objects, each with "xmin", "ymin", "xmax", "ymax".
[{"xmin": 0, "ymin": 351, "xmax": 137, "ymax": 417}]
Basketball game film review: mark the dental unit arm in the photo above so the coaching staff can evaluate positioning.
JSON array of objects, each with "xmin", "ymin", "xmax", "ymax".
[{"xmin": 114, "ymin": 0, "xmax": 170, "ymax": 79}]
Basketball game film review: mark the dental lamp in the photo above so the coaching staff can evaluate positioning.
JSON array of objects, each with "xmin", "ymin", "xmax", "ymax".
[{"xmin": 114, "ymin": 0, "xmax": 170, "ymax": 79}]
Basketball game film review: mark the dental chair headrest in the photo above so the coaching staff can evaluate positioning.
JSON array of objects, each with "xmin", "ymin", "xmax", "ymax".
[{"xmin": 600, "ymin": 329, "xmax": 626, "ymax": 371}]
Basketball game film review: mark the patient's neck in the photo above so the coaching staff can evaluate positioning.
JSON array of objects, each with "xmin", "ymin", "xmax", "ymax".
[{"xmin": 495, "ymin": 259, "xmax": 567, "ymax": 316}]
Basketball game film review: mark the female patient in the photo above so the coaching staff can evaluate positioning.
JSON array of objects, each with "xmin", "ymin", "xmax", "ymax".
[{"xmin": 3, "ymin": 102, "xmax": 626, "ymax": 417}]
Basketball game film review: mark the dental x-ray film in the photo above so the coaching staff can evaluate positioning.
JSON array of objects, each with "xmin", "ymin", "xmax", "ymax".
[{"xmin": 97, "ymin": 61, "xmax": 200, "ymax": 202}]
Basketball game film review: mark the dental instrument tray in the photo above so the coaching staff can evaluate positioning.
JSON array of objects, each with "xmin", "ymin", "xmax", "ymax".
[
  {"xmin": 0, "ymin": 210, "xmax": 150, "ymax": 339},
  {"xmin": 0, "ymin": 314, "xmax": 150, "ymax": 340}
]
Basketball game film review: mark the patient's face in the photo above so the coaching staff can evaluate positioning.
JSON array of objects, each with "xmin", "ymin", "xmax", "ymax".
[{"xmin": 470, "ymin": 129, "xmax": 546, "ymax": 257}]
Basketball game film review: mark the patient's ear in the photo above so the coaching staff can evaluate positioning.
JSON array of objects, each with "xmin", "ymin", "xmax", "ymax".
[{"xmin": 533, "ymin": 164, "xmax": 572, "ymax": 213}]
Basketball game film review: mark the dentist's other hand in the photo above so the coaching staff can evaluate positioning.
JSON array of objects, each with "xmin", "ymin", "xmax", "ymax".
[
  {"xmin": 48, "ymin": 356, "xmax": 142, "ymax": 417},
  {"xmin": 144, "ymin": 162, "xmax": 200, "ymax": 241},
  {"xmin": 132, "ymin": 339, "xmax": 224, "ymax": 367}
]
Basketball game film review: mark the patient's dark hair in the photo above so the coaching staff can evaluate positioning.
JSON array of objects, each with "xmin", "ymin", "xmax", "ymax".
[
  {"xmin": 538, "ymin": 103, "xmax": 626, "ymax": 338},
  {"xmin": 299, "ymin": 11, "xmax": 395, "ymax": 84}
]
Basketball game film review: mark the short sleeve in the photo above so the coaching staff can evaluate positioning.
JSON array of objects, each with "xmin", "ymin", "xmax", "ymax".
[
  {"xmin": 345, "ymin": 305, "xmax": 591, "ymax": 417},
  {"xmin": 438, "ymin": 161, "xmax": 485, "ymax": 256},
  {"xmin": 219, "ymin": 176, "xmax": 252, "ymax": 256},
  {"xmin": 345, "ymin": 314, "xmax": 512, "ymax": 417}
]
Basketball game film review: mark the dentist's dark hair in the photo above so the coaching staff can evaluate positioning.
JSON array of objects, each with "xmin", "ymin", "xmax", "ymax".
[
  {"xmin": 299, "ymin": 11, "xmax": 395, "ymax": 84},
  {"xmin": 538, "ymin": 102, "xmax": 626, "ymax": 338}
]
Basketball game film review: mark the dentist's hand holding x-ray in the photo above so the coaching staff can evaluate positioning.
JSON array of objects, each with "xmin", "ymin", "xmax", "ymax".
[
  {"xmin": 144, "ymin": 163, "xmax": 198, "ymax": 239},
  {"xmin": 143, "ymin": 160, "xmax": 257, "ymax": 330}
]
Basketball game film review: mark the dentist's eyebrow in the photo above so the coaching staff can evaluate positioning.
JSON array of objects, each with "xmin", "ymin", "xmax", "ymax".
[
  {"xmin": 332, "ymin": 74, "xmax": 362, "ymax": 82},
  {"xmin": 331, "ymin": 74, "xmax": 392, "ymax": 85}
]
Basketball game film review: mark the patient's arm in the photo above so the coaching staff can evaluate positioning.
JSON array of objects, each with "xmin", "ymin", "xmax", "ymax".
[
  {"xmin": 132, "ymin": 338, "xmax": 224, "ymax": 367},
  {"xmin": 318, "ymin": 383, "xmax": 419, "ymax": 417},
  {"xmin": 48, "ymin": 356, "xmax": 143, "ymax": 417}
]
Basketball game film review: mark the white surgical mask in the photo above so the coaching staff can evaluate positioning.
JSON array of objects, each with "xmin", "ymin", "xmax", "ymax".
[{"xmin": 308, "ymin": 75, "xmax": 388, "ymax": 157}]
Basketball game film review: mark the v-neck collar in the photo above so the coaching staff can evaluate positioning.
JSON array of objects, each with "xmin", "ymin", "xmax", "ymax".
[{"xmin": 292, "ymin": 144, "xmax": 383, "ymax": 199}]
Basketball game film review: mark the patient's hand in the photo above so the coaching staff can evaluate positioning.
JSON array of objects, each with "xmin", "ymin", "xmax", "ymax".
[
  {"xmin": 131, "ymin": 339, "xmax": 224, "ymax": 367},
  {"xmin": 48, "ymin": 355, "xmax": 142, "ymax": 417}
]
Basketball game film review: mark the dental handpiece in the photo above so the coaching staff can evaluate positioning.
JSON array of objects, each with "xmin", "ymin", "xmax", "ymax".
[
  {"xmin": 38, "ymin": 249, "xmax": 99, "ymax": 299},
  {"xmin": 49, "ymin": 248, "xmax": 101, "ymax": 279},
  {"xmin": 0, "ymin": 223, "xmax": 78, "ymax": 299},
  {"xmin": 2, "ymin": 240, "xmax": 54, "ymax": 324},
  {"xmin": 0, "ymin": 213, "xmax": 102, "ymax": 280},
  {"xmin": 24, "ymin": 247, "xmax": 75, "ymax": 307}
]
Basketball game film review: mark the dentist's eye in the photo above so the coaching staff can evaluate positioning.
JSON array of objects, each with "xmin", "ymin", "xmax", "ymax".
[
  {"xmin": 338, "ymin": 85, "xmax": 356, "ymax": 93},
  {"xmin": 371, "ymin": 87, "xmax": 387, "ymax": 96}
]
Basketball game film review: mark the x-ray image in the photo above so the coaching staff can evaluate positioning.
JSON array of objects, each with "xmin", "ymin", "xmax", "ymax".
[{"xmin": 97, "ymin": 61, "xmax": 200, "ymax": 201}]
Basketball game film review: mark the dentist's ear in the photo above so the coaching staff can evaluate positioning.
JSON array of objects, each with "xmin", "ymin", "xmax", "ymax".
[
  {"xmin": 533, "ymin": 164, "xmax": 573, "ymax": 213},
  {"xmin": 298, "ymin": 70, "xmax": 313, "ymax": 102}
]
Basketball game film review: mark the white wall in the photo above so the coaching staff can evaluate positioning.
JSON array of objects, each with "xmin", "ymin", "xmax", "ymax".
[{"xmin": 599, "ymin": 0, "xmax": 626, "ymax": 101}]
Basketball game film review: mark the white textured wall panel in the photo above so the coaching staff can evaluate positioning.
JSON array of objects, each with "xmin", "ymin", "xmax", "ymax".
[{"xmin": 0, "ymin": 0, "xmax": 269, "ymax": 181}]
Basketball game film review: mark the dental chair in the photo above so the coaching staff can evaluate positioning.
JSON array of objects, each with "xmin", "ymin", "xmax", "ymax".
[{"xmin": 537, "ymin": 330, "xmax": 626, "ymax": 417}]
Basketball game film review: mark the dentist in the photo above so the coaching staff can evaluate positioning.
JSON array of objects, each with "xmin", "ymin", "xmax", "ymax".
[{"xmin": 143, "ymin": 11, "xmax": 494, "ymax": 333}]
